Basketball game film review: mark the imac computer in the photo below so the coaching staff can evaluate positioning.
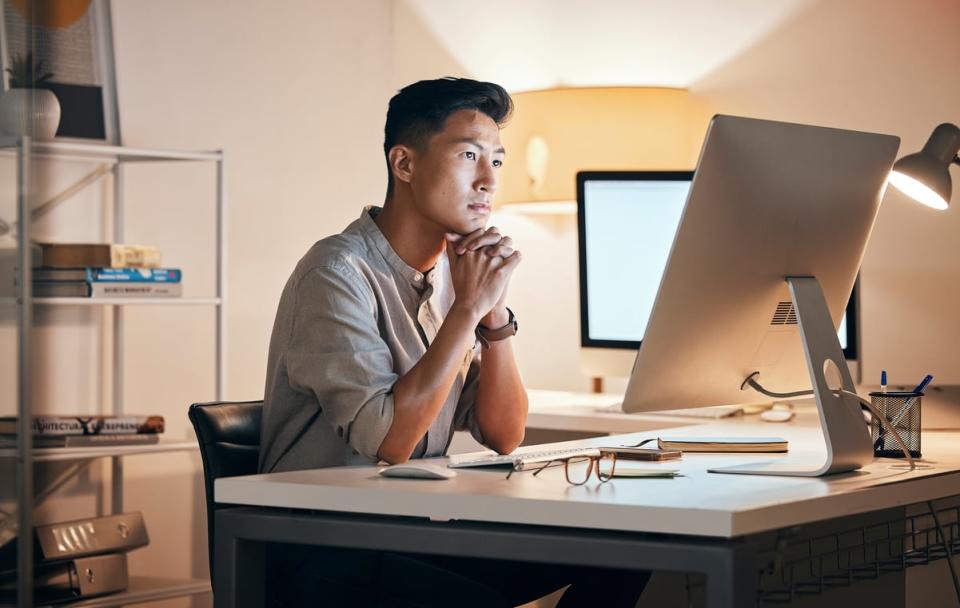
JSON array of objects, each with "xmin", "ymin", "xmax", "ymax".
[
  {"xmin": 619, "ymin": 115, "xmax": 899, "ymax": 477},
  {"xmin": 578, "ymin": 172, "xmax": 860, "ymax": 381}
]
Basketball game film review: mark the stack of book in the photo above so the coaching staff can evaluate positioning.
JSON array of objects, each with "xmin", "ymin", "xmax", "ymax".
[
  {"xmin": 0, "ymin": 512, "xmax": 150, "ymax": 603},
  {"xmin": 0, "ymin": 414, "xmax": 166, "ymax": 448},
  {"xmin": 31, "ymin": 243, "xmax": 182, "ymax": 298}
]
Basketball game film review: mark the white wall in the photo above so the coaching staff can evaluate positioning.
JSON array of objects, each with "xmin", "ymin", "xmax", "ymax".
[
  {"xmin": 114, "ymin": 2, "xmax": 394, "ymax": 601},
  {"xmin": 489, "ymin": 0, "xmax": 960, "ymax": 393},
  {"xmin": 3, "ymin": 2, "xmax": 395, "ymax": 605},
  {"xmin": 689, "ymin": 0, "xmax": 960, "ymax": 387}
]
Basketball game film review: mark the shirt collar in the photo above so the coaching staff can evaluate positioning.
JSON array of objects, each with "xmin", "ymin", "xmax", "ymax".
[{"xmin": 360, "ymin": 206, "xmax": 443, "ymax": 289}]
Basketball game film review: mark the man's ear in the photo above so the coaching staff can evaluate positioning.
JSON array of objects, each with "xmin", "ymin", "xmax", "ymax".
[{"xmin": 388, "ymin": 145, "xmax": 416, "ymax": 187}]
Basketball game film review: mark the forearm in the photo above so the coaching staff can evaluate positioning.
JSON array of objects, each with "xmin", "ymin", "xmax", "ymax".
[
  {"xmin": 377, "ymin": 305, "xmax": 479, "ymax": 463},
  {"xmin": 474, "ymin": 308, "xmax": 528, "ymax": 454}
]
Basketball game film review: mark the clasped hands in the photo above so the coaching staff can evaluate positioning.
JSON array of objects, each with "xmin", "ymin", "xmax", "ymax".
[{"xmin": 445, "ymin": 226, "xmax": 521, "ymax": 327}]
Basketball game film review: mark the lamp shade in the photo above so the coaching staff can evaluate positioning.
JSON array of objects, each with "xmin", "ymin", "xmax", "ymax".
[
  {"xmin": 888, "ymin": 122, "xmax": 960, "ymax": 211},
  {"xmin": 496, "ymin": 87, "xmax": 704, "ymax": 212}
]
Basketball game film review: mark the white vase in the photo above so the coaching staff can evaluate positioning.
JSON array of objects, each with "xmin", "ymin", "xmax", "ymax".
[{"xmin": 0, "ymin": 88, "xmax": 61, "ymax": 140}]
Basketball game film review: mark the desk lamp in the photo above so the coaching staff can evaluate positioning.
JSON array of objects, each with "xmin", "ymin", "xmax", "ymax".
[{"xmin": 888, "ymin": 123, "xmax": 960, "ymax": 209}]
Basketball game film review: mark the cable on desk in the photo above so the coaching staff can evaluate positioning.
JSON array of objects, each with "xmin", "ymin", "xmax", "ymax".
[
  {"xmin": 742, "ymin": 372, "xmax": 916, "ymax": 470},
  {"xmin": 928, "ymin": 500, "xmax": 960, "ymax": 606}
]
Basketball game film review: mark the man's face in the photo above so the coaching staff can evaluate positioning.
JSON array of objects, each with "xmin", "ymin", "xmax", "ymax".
[{"xmin": 406, "ymin": 109, "xmax": 505, "ymax": 235}]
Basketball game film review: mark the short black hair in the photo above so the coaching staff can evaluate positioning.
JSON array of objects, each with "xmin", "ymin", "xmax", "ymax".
[{"xmin": 383, "ymin": 77, "xmax": 513, "ymax": 199}]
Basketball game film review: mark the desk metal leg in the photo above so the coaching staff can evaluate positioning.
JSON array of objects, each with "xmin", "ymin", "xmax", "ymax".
[
  {"xmin": 702, "ymin": 543, "xmax": 757, "ymax": 608},
  {"xmin": 214, "ymin": 510, "xmax": 265, "ymax": 608}
]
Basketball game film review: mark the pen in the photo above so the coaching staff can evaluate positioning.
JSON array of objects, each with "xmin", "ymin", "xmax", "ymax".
[
  {"xmin": 881, "ymin": 370, "xmax": 887, "ymax": 393},
  {"xmin": 875, "ymin": 374, "xmax": 934, "ymax": 451},
  {"xmin": 889, "ymin": 374, "xmax": 933, "ymax": 427},
  {"xmin": 911, "ymin": 374, "xmax": 934, "ymax": 395}
]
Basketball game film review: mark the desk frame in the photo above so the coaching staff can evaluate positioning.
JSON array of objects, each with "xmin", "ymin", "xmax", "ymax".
[{"xmin": 214, "ymin": 507, "xmax": 758, "ymax": 608}]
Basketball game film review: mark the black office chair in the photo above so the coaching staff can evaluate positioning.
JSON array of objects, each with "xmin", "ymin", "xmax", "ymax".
[{"xmin": 188, "ymin": 399, "xmax": 263, "ymax": 576}]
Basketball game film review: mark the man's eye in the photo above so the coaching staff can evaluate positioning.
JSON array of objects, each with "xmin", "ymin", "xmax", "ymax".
[
  {"xmin": 464, "ymin": 151, "xmax": 476, "ymax": 160},
  {"xmin": 492, "ymin": 159, "xmax": 503, "ymax": 168}
]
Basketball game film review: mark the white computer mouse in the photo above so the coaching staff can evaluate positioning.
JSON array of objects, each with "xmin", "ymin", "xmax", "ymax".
[{"xmin": 378, "ymin": 463, "xmax": 457, "ymax": 480}]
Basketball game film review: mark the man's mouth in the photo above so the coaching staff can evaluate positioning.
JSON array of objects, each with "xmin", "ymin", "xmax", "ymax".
[{"xmin": 468, "ymin": 202, "xmax": 491, "ymax": 214}]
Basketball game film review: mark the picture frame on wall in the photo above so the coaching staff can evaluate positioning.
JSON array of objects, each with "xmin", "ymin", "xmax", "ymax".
[{"xmin": 0, "ymin": 0, "xmax": 121, "ymax": 144}]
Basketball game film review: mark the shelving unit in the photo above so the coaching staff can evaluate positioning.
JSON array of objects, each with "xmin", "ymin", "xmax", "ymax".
[{"xmin": 3, "ymin": 137, "xmax": 225, "ymax": 607}]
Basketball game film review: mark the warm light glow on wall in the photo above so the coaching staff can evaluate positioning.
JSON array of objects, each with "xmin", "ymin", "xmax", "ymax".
[{"xmin": 497, "ymin": 87, "xmax": 705, "ymax": 212}]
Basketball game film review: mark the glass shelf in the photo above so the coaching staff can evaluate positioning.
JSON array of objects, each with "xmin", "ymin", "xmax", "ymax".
[
  {"xmin": 0, "ymin": 138, "xmax": 221, "ymax": 163},
  {"xmin": 0, "ymin": 440, "xmax": 198, "ymax": 462},
  {"xmin": 1, "ymin": 297, "xmax": 222, "ymax": 306},
  {"xmin": 37, "ymin": 576, "xmax": 211, "ymax": 608}
]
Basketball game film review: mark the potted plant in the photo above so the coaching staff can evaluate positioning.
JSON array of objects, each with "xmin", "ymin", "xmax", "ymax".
[{"xmin": 0, "ymin": 52, "xmax": 61, "ymax": 140}]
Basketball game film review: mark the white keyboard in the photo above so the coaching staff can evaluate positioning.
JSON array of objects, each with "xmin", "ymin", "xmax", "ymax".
[
  {"xmin": 597, "ymin": 403, "xmax": 743, "ymax": 418},
  {"xmin": 448, "ymin": 447, "xmax": 601, "ymax": 469}
]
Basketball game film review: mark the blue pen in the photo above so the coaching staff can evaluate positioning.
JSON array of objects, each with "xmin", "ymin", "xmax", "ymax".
[
  {"xmin": 886, "ymin": 374, "xmax": 933, "ymax": 434},
  {"xmin": 881, "ymin": 370, "xmax": 887, "ymax": 393},
  {"xmin": 911, "ymin": 374, "xmax": 934, "ymax": 395}
]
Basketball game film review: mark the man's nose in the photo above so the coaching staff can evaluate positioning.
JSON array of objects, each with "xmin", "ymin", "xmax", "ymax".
[{"xmin": 477, "ymin": 163, "xmax": 498, "ymax": 194}]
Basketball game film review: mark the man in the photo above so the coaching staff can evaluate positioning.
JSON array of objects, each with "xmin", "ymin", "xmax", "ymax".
[{"xmin": 260, "ymin": 77, "xmax": 648, "ymax": 607}]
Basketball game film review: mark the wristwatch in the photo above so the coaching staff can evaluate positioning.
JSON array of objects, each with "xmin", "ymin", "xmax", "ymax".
[{"xmin": 476, "ymin": 307, "xmax": 518, "ymax": 349}]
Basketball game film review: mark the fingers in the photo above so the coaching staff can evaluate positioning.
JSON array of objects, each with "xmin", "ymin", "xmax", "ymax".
[
  {"xmin": 445, "ymin": 238, "xmax": 460, "ymax": 265},
  {"xmin": 456, "ymin": 226, "xmax": 501, "ymax": 255},
  {"xmin": 500, "ymin": 249, "xmax": 522, "ymax": 270},
  {"xmin": 483, "ymin": 236, "xmax": 514, "ymax": 258}
]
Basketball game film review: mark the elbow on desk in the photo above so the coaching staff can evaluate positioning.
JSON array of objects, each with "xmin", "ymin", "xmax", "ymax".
[
  {"xmin": 485, "ymin": 431, "xmax": 525, "ymax": 456},
  {"xmin": 377, "ymin": 440, "xmax": 415, "ymax": 465}
]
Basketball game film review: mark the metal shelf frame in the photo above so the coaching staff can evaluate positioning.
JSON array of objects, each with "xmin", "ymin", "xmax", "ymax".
[{"xmin": 5, "ymin": 137, "xmax": 226, "ymax": 607}]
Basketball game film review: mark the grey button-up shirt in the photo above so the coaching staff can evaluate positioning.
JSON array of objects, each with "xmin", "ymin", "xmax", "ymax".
[{"xmin": 259, "ymin": 206, "xmax": 484, "ymax": 474}]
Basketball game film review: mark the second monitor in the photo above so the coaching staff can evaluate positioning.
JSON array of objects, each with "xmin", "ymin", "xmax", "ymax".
[{"xmin": 577, "ymin": 170, "xmax": 859, "ymax": 382}]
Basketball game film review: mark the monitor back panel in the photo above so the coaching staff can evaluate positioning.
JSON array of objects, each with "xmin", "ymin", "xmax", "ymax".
[{"xmin": 624, "ymin": 115, "xmax": 899, "ymax": 412}]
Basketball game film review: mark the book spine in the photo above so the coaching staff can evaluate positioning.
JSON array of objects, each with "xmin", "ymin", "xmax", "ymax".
[
  {"xmin": 91, "ymin": 268, "xmax": 181, "ymax": 282},
  {"xmin": 109, "ymin": 244, "xmax": 161, "ymax": 268},
  {"xmin": 37, "ymin": 244, "xmax": 161, "ymax": 269},
  {"xmin": 48, "ymin": 434, "xmax": 161, "ymax": 447},
  {"xmin": 31, "ymin": 281, "xmax": 91, "ymax": 297},
  {"xmin": 38, "ymin": 244, "xmax": 111, "ymax": 268},
  {"xmin": 90, "ymin": 282, "xmax": 182, "ymax": 298},
  {"xmin": 0, "ymin": 415, "xmax": 165, "ymax": 436}
]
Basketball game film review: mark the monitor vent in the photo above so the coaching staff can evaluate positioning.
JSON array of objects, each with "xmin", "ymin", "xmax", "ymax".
[{"xmin": 771, "ymin": 301, "xmax": 798, "ymax": 325}]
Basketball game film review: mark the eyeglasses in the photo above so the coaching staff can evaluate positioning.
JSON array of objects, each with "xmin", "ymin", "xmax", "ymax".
[{"xmin": 506, "ymin": 450, "xmax": 617, "ymax": 485}]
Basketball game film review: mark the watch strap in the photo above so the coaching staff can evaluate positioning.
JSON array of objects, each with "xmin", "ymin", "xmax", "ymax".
[{"xmin": 476, "ymin": 307, "xmax": 518, "ymax": 349}]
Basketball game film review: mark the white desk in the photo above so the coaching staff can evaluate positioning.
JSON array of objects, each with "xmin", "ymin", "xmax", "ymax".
[
  {"xmin": 214, "ymin": 414, "xmax": 960, "ymax": 607},
  {"xmin": 524, "ymin": 388, "xmax": 721, "ymax": 434}
]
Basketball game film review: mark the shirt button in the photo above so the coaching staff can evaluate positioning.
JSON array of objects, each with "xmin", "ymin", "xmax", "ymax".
[{"xmin": 414, "ymin": 273, "xmax": 422, "ymax": 281}]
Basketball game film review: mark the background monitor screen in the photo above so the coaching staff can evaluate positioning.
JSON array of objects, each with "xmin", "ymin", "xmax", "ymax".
[{"xmin": 577, "ymin": 171, "xmax": 858, "ymax": 359}]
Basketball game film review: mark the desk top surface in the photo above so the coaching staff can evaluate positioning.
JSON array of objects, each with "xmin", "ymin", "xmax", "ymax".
[{"xmin": 216, "ymin": 413, "xmax": 960, "ymax": 539}]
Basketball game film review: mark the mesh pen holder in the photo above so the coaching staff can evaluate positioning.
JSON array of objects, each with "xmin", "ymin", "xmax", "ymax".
[{"xmin": 869, "ymin": 391, "xmax": 922, "ymax": 458}]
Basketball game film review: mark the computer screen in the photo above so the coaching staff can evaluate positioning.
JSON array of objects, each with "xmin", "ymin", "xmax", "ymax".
[{"xmin": 577, "ymin": 171, "xmax": 858, "ymax": 358}]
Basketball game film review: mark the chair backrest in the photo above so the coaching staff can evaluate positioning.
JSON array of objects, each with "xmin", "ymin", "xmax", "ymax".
[{"xmin": 188, "ymin": 400, "xmax": 263, "ymax": 576}]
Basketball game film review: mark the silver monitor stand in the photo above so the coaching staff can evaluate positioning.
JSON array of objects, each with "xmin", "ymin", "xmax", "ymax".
[{"xmin": 710, "ymin": 277, "xmax": 874, "ymax": 476}]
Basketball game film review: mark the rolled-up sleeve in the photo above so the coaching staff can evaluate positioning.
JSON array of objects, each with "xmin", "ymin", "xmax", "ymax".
[{"xmin": 284, "ymin": 263, "xmax": 396, "ymax": 460}]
